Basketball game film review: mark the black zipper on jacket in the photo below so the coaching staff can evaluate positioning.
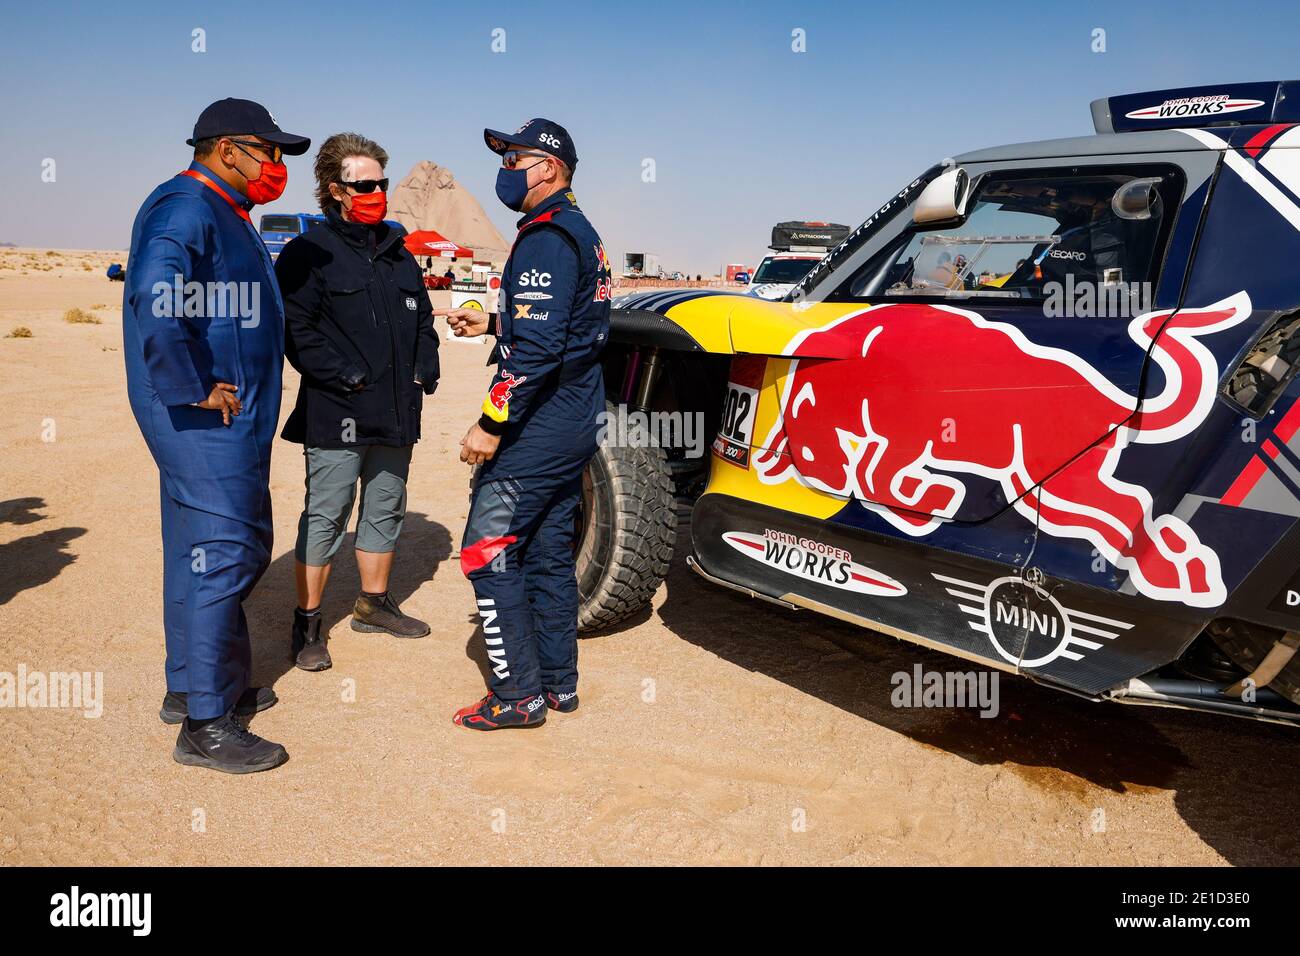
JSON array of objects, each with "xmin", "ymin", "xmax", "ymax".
[{"xmin": 371, "ymin": 250, "xmax": 405, "ymax": 440}]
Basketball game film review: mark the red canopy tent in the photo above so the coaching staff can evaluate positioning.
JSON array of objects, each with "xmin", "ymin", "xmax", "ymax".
[{"xmin": 403, "ymin": 229, "xmax": 473, "ymax": 260}]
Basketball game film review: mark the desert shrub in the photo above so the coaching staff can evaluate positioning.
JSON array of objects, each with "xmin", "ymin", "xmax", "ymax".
[
  {"xmin": 6, "ymin": 326, "xmax": 33, "ymax": 338},
  {"xmin": 63, "ymin": 308, "xmax": 101, "ymax": 325}
]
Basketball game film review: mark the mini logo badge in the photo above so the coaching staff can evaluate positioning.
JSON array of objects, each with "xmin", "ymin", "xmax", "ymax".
[
  {"xmin": 723, "ymin": 530, "xmax": 906, "ymax": 597},
  {"xmin": 933, "ymin": 573, "xmax": 1133, "ymax": 667},
  {"xmin": 405, "ymin": 296, "xmax": 417, "ymax": 310}
]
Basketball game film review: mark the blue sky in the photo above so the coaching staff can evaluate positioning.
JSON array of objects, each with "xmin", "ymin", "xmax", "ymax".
[{"xmin": 2, "ymin": 0, "xmax": 1299, "ymax": 273}]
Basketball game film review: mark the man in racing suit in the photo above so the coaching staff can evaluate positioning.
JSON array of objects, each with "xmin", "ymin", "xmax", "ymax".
[{"xmin": 438, "ymin": 118, "xmax": 611, "ymax": 730}]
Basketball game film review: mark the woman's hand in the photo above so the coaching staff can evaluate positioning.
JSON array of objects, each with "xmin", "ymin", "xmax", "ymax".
[{"xmin": 196, "ymin": 382, "xmax": 241, "ymax": 425}]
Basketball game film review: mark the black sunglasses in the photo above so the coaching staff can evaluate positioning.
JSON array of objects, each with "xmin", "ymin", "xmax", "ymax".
[
  {"xmin": 336, "ymin": 178, "xmax": 389, "ymax": 194},
  {"xmin": 229, "ymin": 139, "xmax": 283, "ymax": 164}
]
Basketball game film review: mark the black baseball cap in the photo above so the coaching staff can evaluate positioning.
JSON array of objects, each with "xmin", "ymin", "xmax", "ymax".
[
  {"xmin": 186, "ymin": 98, "xmax": 311, "ymax": 155},
  {"xmin": 484, "ymin": 118, "xmax": 578, "ymax": 170}
]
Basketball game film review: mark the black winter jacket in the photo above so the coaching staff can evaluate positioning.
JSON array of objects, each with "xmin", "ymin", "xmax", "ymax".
[{"xmin": 276, "ymin": 209, "xmax": 440, "ymax": 448}]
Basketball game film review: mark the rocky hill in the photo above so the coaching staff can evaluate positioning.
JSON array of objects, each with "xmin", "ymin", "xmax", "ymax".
[{"xmin": 388, "ymin": 161, "xmax": 508, "ymax": 266}]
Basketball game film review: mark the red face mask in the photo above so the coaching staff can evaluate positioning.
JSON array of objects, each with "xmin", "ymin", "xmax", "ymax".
[
  {"xmin": 347, "ymin": 190, "xmax": 387, "ymax": 225},
  {"xmin": 244, "ymin": 160, "xmax": 288, "ymax": 205}
]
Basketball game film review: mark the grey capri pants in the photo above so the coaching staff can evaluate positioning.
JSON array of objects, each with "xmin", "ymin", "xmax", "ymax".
[{"xmin": 296, "ymin": 445, "xmax": 414, "ymax": 566}]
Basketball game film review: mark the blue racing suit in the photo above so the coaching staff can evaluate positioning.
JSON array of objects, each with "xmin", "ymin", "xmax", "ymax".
[
  {"xmin": 460, "ymin": 189, "xmax": 612, "ymax": 700},
  {"xmin": 123, "ymin": 163, "xmax": 285, "ymax": 720}
]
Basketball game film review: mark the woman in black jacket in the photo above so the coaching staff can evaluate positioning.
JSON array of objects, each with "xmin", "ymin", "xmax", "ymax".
[{"xmin": 275, "ymin": 132, "xmax": 440, "ymax": 670}]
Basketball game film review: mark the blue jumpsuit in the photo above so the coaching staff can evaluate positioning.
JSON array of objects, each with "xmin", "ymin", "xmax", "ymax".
[
  {"xmin": 461, "ymin": 190, "xmax": 611, "ymax": 701},
  {"xmin": 123, "ymin": 163, "xmax": 285, "ymax": 720}
]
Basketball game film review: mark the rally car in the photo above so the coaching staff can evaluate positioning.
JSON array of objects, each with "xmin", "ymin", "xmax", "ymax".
[{"xmin": 579, "ymin": 81, "xmax": 1300, "ymax": 727}]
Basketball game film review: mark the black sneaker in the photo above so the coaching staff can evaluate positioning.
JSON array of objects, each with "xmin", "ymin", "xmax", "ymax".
[
  {"xmin": 159, "ymin": 686, "xmax": 278, "ymax": 725},
  {"xmin": 292, "ymin": 608, "xmax": 331, "ymax": 671},
  {"xmin": 351, "ymin": 591, "xmax": 430, "ymax": 638},
  {"xmin": 546, "ymin": 690, "xmax": 579, "ymax": 713},
  {"xmin": 173, "ymin": 714, "xmax": 289, "ymax": 774},
  {"xmin": 453, "ymin": 692, "xmax": 547, "ymax": 730}
]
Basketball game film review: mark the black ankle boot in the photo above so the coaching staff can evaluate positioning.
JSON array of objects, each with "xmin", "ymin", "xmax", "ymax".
[
  {"xmin": 351, "ymin": 591, "xmax": 430, "ymax": 638},
  {"xmin": 292, "ymin": 608, "xmax": 331, "ymax": 671}
]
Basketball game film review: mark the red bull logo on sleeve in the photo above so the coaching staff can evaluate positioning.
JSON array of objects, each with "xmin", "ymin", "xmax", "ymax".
[
  {"xmin": 482, "ymin": 371, "xmax": 526, "ymax": 422},
  {"xmin": 752, "ymin": 293, "xmax": 1253, "ymax": 608}
]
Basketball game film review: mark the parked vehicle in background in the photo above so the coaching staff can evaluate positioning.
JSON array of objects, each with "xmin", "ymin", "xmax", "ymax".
[
  {"xmin": 746, "ymin": 253, "xmax": 823, "ymax": 299},
  {"xmin": 259, "ymin": 212, "xmax": 403, "ymax": 259},
  {"xmin": 259, "ymin": 213, "xmax": 313, "ymax": 259},
  {"xmin": 721, "ymin": 263, "xmax": 749, "ymax": 283},
  {"xmin": 747, "ymin": 221, "xmax": 850, "ymax": 300},
  {"xmin": 624, "ymin": 252, "xmax": 663, "ymax": 278}
]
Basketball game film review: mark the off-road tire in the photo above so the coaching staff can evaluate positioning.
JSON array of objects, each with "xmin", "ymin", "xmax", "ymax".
[
  {"xmin": 576, "ymin": 420, "xmax": 678, "ymax": 632},
  {"xmin": 1207, "ymin": 618, "xmax": 1300, "ymax": 705}
]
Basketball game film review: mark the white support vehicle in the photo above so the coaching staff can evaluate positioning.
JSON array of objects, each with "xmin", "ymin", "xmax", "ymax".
[{"xmin": 746, "ymin": 221, "xmax": 849, "ymax": 300}]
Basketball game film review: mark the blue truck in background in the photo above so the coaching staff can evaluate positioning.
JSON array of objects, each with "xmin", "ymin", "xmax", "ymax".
[
  {"xmin": 258, "ymin": 213, "xmax": 318, "ymax": 259},
  {"xmin": 259, "ymin": 212, "xmax": 402, "ymax": 258}
]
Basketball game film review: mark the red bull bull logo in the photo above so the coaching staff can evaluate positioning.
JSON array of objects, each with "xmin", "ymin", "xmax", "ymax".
[
  {"xmin": 752, "ymin": 293, "xmax": 1252, "ymax": 608},
  {"xmin": 483, "ymin": 371, "xmax": 526, "ymax": 422}
]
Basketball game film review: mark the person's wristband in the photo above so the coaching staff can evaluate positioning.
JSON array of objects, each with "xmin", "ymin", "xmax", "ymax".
[{"xmin": 477, "ymin": 413, "xmax": 507, "ymax": 436}]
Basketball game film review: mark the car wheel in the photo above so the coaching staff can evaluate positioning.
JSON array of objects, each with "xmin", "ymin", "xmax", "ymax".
[{"xmin": 575, "ymin": 409, "xmax": 678, "ymax": 632}]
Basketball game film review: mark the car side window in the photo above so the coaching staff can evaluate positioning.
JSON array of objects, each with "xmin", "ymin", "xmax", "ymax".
[{"xmin": 833, "ymin": 165, "xmax": 1184, "ymax": 308}]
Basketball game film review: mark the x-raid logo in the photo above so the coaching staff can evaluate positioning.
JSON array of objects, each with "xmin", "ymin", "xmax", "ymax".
[
  {"xmin": 1124, "ymin": 94, "xmax": 1264, "ymax": 121},
  {"xmin": 932, "ymin": 573, "xmax": 1133, "ymax": 668}
]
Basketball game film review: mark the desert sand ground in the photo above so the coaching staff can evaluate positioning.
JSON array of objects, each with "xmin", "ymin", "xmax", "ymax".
[{"xmin": 1, "ymin": 250, "xmax": 1298, "ymax": 867}]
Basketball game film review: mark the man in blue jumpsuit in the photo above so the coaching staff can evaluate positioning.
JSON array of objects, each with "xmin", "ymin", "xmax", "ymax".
[
  {"xmin": 123, "ymin": 99, "xmax": 309, "ymax": 773},
  {"xmin": 439, "ymin": 119, "xmax": 611, "ymax": 730}
]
